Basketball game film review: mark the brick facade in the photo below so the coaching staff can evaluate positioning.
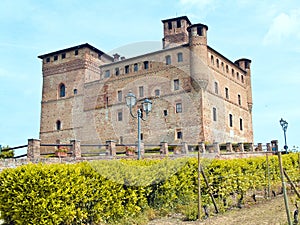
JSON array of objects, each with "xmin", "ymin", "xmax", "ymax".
[{"xmin": 38, "ymin": 16, "xmax": 253, "ymax": 151}]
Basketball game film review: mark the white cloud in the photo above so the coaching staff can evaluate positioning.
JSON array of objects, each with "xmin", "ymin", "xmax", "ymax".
[{"xmin": 263, "ymin": 9, "xmax": 300, "ymax": 45}]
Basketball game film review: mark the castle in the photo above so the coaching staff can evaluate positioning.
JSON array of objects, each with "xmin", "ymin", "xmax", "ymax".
[{"xmin": 38, "ymin": 16, "xmax": 253, "ymax": 148}]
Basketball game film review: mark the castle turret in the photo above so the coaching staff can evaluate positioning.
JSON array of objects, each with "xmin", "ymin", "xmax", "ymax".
[
  {"xmin": 187, "ymin": 23, "xmax": 209, "ymax": 90},
  {"xmin": 162, "ymin": 16, "xmax": 192, "ymax": 49}
]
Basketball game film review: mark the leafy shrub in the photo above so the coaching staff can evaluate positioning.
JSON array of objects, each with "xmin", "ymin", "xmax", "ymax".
[{"xmin": 0, "ymin": 145, "xmax": 13, "ymax": 159}]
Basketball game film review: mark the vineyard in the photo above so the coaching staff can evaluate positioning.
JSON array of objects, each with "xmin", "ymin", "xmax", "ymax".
[{"xmin": 0, "ymin": 153, "xmax": 299, "ymax": 224}]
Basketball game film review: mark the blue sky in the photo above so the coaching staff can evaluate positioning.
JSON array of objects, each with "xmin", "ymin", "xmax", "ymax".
[{"xmin": 0, "ymin": 0, "xmax": 299, "ymax": 150}]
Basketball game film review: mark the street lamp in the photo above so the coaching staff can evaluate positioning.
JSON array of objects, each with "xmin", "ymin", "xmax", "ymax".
[
  {"xmin": 125, "ymin": 90, "xmax": 152, "ymax": 160},
  {"xmin": 279, "ymin": 118, "xmax": 288, "ymax": 152}
]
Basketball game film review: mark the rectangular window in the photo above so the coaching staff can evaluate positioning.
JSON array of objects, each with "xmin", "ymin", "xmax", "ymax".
[
  {"xmin": 213, "ymin": 107, "xmax": 217, "ymax": 121},
  {"xmin": 164, "ymin": 110, "xmax": 168, "ymax": 116},
  {"xmin": 125, "ymin": 65, "xmax": 129, "ymax": 74},
  {"xmin": 115, "ymin": 68, "xmax": 119, "ymax": 76},
  {"xmin": 155, "ymin": 89, "xmax": 160, "ymax": 97},
  {"xmin": 139, "ymin": 86, "xmax": 144, "ymax": 97},
  {"xmin": 225, "ymin": 87, "xmax": 229, "ymax": 99},
  {"xmin": 117, "ymin": 90, "xmax": 122, "ymax": 102},
  {"xmin": 176, "ymin": 103, "xmax": 182, "ymax": 113},
  {"xmin": 75, "ymin": 50, "xmax": 79, "ymax": 55},
  {"xmin": 168, "ymin": 21, "xmax": 172, "ymax": 29},
  {"xmin": 176, "ymin": 131, "xmax": 182, "ymax": 139},
  {"xmin": 174, "ymin": 79, "xmax": 180, "ymax": 90},
  {"xmin": 166, "ymin": 55, "xmax": 171, "ymax": 65},
  {"xmin": 134, "ymin": 63, "xmax": 138, "ymax": 72},
  {"xmin": 118, "ymin": 111, "xmax": 123, "ymax": 121},
  {"xmin": 54, "ymin": 55, "xmax": 58, "ymax": 61},
  {"xmin": 197, "ymin": 26, "xmax": 203, "ymax": 36},
  {"xmin": 176, "ymin": 19, "xmax": 181, "ymax": 28},
  {"xmin": 61, "ymin": 53, "xmax": 66, "ymax": 59},
  {"xmin": 144, "ymin": 61, "xmax": 149, "ymax": 70},
  {"xmin": 240, "ymin": 118, "xmax": 243, "ymax": 131},
  {"xmin": 46, "ymin": 57, "xmax": 50, "ymax": 63},
  {"xmin": 214, "ymin": 82, "xmax": 218, "ymax": 94},
  {"xmin": 177, "ymin": 52, "xmax": 183, "ymax": 62},
  {"xmin": 229, "ymin": 114, "xmax": 233, "ymax": 127},
  {"xmin": 105, "ymin": 70, "xmax": 110, "ymax": 78},
  {"xmin": 238, "ymin": 94, "xmax": 241, "ymax": 105}
]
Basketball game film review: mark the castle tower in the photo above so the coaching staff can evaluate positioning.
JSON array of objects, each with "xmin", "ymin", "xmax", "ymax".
[
  {"xmin": 187, "ymin": 23, "xmax": 209, "ymax": 90},
  {"xmin": 162, "ymin": 16, "xmax": 192, "ymax": 49}
]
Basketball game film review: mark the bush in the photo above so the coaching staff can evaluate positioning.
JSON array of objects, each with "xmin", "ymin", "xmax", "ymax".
[
  {"xmin": 0, "ymin": 145, "xmax": 13, "ymax": 159},
  {"xmin": 0, "ymin": 154, "xmax": 299, "ymax": 224}
]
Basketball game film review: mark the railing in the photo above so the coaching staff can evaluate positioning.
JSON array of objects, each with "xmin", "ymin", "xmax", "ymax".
[{"xmin": 0, "ymin": 145, "xmax": 28, "ymax": 159}]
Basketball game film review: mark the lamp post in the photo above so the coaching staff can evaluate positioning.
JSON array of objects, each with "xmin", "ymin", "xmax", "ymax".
[
  {"xmin": 279, "ymin": 118, "xmax": 288, "ymax": 152},
  {"xmin": 125, "ymin": 91, "xmax": 152, "ymax": 160}
]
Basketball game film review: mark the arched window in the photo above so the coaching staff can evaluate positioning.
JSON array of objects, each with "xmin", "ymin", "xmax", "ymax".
[
  {"xmin": 59, "ymin": 83, "xmax": 65, "ymax": 97},
  {"xmin": 211, "ymin": 55, "xmax": 214, "ymax": 65},
  {"xmin": 56, "ymin": 120, "xmax": 61, "ymax": 131},
  {"xmin": 216, "ymin": 59, "xmax": 219, "ymax": 68}
]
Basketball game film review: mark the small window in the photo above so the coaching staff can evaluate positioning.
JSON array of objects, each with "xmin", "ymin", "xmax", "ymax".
[
  {"xmin": 221, "ymin": 62, "xmax": 224, "ymax": 72},
  {"xmin": 240, "ymin": 118, "xmax": 243, "ymax": 131},
  {"xmin": 176, "ymin": 19, "xmax": 181, "ymax": 28},
  {"xmin": 163, "ymin": 110, "xmax": 168, "ymax": 116},
  {"xmin": 238, "ymin": 94, "xmax": 241, "ymax": 105},
  {"xmin": 118, "ymin": 111, "xmax": 123, "ymax": 121},
  {"xmin": 59, "ymin": 83, "xmax": 66, "ymax": 97},
  {"xmin": 125, "ymin": 65, "xmax": 129, "ymax": 74},
  {"xmin": 226, "ymin": 65, "xmax": 229, "ymax": 73},
  {"xmin": 75, "ymin": 50, "xmax": 79, "ymax": 55},
  {"xmin": 140, "ymin": 133, "xmax": 143, "ymax": 141},
  {"xmin": 168, "ymin": 21, "xmax": 172, "ymax": 29},
  {"xmin": 225, "ymin": 87, "xmax": 229, "ymax": 99},
  {"xmin": 46, "ymin": 57, "xmax": 50, "ymax": 63},
  {"xmin": 144, "ymin": 61, "xmax": 149, "ymax": 70},
  {"xmin": 216, "ymin": 59, "xmax": 219, "ymax": 68},
  {"xmin": 174, "ymin": 79, "xmax": 180, "ymax": 91},
  {"xmin": 176, "ymin": 130, "xmax": 183, "ymax": 139},
  {"xmin": 213, "ymin": 107, "xmax": 217, "ymax": 121},
  {"xmin": 115, "ymin": 68, "xmax": 120, "ymax": 76},
  {"xmin": 231, "ymin": 69, "xmax": 234, "ymax": 76},
  {"xmin": 139, "ymin": 86, "xmax": 144, "ymax": 97},
  {"xmin": 155, "ymin": 89, "xmax": 160, "ymax": 97},
  {"xmin": 54, "ymin": 55, "xmax": 58, "ymax": 61},
  {"xmin": 229, "ymin": 114, "xmax": 233, "ymax": 127},
  {"xmin": 134, "ymin": 63, "xmax": 138, "ymax": 72},
  {"xmin": 241, "ymin": 75, "xmax": 244, "ymax": 83},
  {"xmin": 166, "ymin": 55, "xmax": 171, "ymax": 65},
  {"xmin": 237, "ymin": 72, "xmax": 240, "ymax": 80},
  {"xmin": 197, "ymin": 26, "xmax": 203, "ymax": 36},
  {"xmin": 73, "ymin": 89, "xmax": 78, "ymax": 95},
  {"xmin": 61, "ymin": 53, "xmax": 66, "ymax": 59},
  {"xmin": 214, "ymin": 82, "xmax": 218, "ymax": 94},
  {"xmin": 56, "ymin": 120, "xmax": 61, "ymax": 131},
  {"xmin": 177, "ymin": 52, "xmax": 183, "ymax": 62},
  {"xmin": 105, "ymin": 70, "xmax": 110, "ymax": 78},
  {"xmin": 211, "ymin": 55, "xmax": 214, "ymax": 65},
  {"xmin": 118, "ymin": 90, "xmax": 122, "ymax": 102},
  {"xmin": 176, "ymin": 103, "xmax": 182, "ymax": 113}
]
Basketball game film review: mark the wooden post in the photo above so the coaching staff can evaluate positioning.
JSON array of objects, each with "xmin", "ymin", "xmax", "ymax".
[
  {"xmin": 283, "ymin": 169, "xmax": 300, "ymax": 199},
  {"xmin": 278, "ymin": 151, "xmax": 292, "ymax": 225},
  {"xmin": 266, "ymin": 153, "xmax": 270, "ymax": 199},
  {"xmin": 198, "ymin": 146, "xmax": 201, "ymax": 221}
]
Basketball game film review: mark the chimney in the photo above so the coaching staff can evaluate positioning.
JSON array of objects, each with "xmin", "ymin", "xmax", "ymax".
[{"xmin": 113, "ymin": 53, "xmax": 120, "ymax": 62}]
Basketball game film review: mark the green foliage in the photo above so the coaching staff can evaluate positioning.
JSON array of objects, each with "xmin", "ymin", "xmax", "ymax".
[
  {"xmin": 0, "ymin": 145, "xmax": 14, "ymax": 159},
  {"xmin": 0, "ymin": 154, "xmax": 299, "ymax": 224}
]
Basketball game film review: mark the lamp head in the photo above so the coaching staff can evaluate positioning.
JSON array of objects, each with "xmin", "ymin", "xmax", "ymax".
[
  {"xmin": 125, "ymin": 91, "xmax": 137, "ymax": 108},
  {"xmin": 142, "ymin": 98, "xmax": 152, "ymax": 115}
]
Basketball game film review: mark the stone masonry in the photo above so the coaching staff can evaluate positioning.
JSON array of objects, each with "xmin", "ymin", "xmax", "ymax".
[{"xmin": 38, "ymin": 16, "xmax": 253, "ymax": 152}]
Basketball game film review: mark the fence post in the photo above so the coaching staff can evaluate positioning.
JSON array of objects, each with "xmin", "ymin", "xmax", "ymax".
[
  {"xmin": 249, "ymin": 143, "xmax": 254, "ymax": 152},
  {"xmin": 160, "ymin": 142, "xmax": 169, "ymax": 155},
  {"xmin": 226, "ymin": 142, "xmax": 233, "ymax": 152},
  {"xmin": 257, "ymin": 143, "xmax": 263, "ymax": 151},
  {"xmin": 238, "ymin": 143, "xmax": 244, "ymax": 152},
  {"xmin": 106, "ymin": 140, "xmax": 116, "ymax": 156},
  {"xmin": 140, "ymin": 142, "xmax": 145, "ymax": 156},
  {"xmin": 70, "ymin": 140, "xmax": 81, "ymax": 158},
  {"xmin": 213, "ymin": 142, "xmax": 220, "ymax": 154},
  {"xmin": 27, "ymin": 139, "xmax": 41, "ymax": 159},
  {"xmin": 181, "ymin": 142, "xmax": 188, "ymax": 154},
  {"xmin": 266, "ymin": 143, "xmax": 271, "ymax": 152},
  {"xmin": 198, "ymin": 142, "xmax": 205, "ymax": 153}
]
